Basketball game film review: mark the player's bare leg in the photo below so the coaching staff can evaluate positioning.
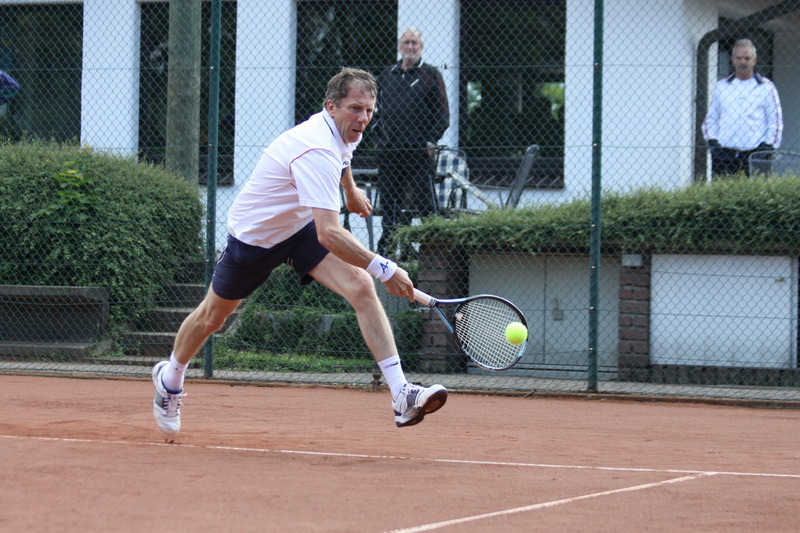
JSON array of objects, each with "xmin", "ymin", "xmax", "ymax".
[
  {"xmin": 152, "ymin": 287, "xmax": 241, "ymax": 435},
  {"xmin": 310, "ymin": 254, "xmax": 446, "ymax": 427},
  {"xmin": 311, "ymin": 256, "xmax": 396, "ymax": 358},
  {"xmin": 172, "ymin": 287, "xmax": 242, "ymax": 365}
]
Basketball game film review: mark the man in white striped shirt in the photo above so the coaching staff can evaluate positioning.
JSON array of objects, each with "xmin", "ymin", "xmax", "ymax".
[{"xmin": 703, "ymin": 38, "xmax": 783, "ymax": 177}]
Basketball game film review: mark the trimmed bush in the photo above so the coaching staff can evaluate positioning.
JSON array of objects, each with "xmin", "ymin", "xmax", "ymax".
[
  {"xmin": 0, "ymin": 140, "xmax": 204, "ymax": 325},
  {"xmin": 398, "ymin": 176, "xmax": 800, "ymax": 255},
  {"xmin": 211, "ymin": 349, "xmax": 374, "ymax": 373}
]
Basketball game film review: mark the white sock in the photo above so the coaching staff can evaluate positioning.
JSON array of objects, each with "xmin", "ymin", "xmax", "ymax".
[
  {"xmin": 161, "ymin": 353, "xmax": 188, "ymax": 393},
  {"xmin": 378, "ymin": 355, "xmax": 407, "ymax": 399}
]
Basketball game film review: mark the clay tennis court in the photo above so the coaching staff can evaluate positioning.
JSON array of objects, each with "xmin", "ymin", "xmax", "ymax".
[{"xmin": 1, "ymin": 373, "xmax": 799, "ymax": 532}]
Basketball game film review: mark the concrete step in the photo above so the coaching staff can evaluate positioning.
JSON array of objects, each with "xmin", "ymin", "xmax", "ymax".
[
  {"xmin": 90, "ymin": 355, "xmax": 162, "ymax": 366},
  {"xmin": 121, "ymin": 310, "xmax": 239, "ymax": 357},
  {"xmin": 118, "ymin": 331, "xmax": 177, "ymax": 358},
  {"xmin": 133, "ymin": 307, "xmax": 239, "ymax": 334},
  {"xmin": 135, "ymin": 307, "xmax": 195, "ymax": 333},
  {"xmin": 156, "ymin": 283, "xmax": 208, "ymax": 307},
  {"xmin": 88, "ymin": 354, "xmax": 205, "ymax": 367},
  {"xmin": 120, "ymin": 278, "xmax": 238, "ymax": 359},
  {"xmin": 0, "ymin": 340, "xmax": 112, "ymax": 360}
]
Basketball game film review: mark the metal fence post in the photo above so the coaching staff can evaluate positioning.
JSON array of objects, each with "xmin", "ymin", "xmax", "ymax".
[
  {"xmin": 588, "ymin": 0, "xmax": 604, "ymax": 393},
  {"xmin": 203, "ymin": 0, "xmax": 222, "ymax": 379}
]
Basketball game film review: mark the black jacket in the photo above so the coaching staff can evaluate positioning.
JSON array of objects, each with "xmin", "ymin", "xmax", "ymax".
[{"xmin": 373, "ymin": 60, "xmax": 449, "ymax": 149}]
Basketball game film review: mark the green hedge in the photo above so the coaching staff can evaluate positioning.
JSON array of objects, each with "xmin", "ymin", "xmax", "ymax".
[
  {"xmin": 399, "ymin": 176, "xmax": 800, "ymax": 254},
  {"xmin": 0, "ymin": 140, "xmax": 204, "ymax": 325}
]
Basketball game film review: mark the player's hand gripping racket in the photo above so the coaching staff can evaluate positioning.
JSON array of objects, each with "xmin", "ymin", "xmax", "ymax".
[{"xmin": 413, "ymin": 289, "xmax": 528, "ymax": 371}]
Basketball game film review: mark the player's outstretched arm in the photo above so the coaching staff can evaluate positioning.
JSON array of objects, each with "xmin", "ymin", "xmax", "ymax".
[{"xmin": 312, "ymin": 207, "xmax": 413, "ymax": 299}]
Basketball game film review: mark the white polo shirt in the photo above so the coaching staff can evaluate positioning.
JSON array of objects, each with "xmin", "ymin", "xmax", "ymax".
[{"xmin": 227, "ymin": 110, "xmax": 359, "ymax": 248}]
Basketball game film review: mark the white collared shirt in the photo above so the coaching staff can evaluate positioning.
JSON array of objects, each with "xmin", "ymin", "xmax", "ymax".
[
  {"xmin": 227, "ymin": 110, "xmax": 360, "ymax": 248},
  {"xmin": 703, "ymin": 74, "xmax": 783, "ymax": 151}
]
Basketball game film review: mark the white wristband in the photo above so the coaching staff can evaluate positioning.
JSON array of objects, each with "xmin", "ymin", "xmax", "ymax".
[{"xmin": 366, "ymin": 255, "xmax": 398, "ymax": 282}]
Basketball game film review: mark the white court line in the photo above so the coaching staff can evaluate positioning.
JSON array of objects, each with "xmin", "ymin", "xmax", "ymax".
[
  {"xmin": 385, "ymin": 473, "xmax": 715, "ymax": 533},
  {"xmin": 3, "ymin": 434, "xmax": 800, "ymax": 480}
]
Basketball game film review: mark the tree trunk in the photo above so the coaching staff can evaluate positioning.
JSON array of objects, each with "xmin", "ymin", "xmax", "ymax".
[{"xmin": 165, "ymin": 0, "xmax": 201, "ymax": 182}]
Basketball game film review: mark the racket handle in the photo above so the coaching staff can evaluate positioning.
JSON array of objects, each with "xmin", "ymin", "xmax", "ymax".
[{"xmin": 413, "ymin": 288, "xmax": 435, "ymax": 307}]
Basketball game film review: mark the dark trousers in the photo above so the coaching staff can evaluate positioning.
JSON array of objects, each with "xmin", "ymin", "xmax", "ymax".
[
  {"xmin": 375, "ymin": 147, "xmax": 437, "ymax": 257},
  {"xmin": 710, "ymin": 147, "xmax": 763, "ymax": 177}
]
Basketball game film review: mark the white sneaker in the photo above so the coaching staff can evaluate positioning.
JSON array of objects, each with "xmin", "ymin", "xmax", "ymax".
[
  {"xmin": 151, "ymin": 360, "xmax": 185, "ymax": 435},
  {"xmin": 393, "ymin": 383, "xmax": 447, "ymax": 427}
]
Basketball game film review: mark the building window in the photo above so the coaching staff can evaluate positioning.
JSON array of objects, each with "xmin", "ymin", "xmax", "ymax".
[
  {"xmin": 460, "ymin": 0, "xmax": 565, "ymax": 186},
  {"xmin": 139, "ymin": 1, "xmax": 237, "ymax": 185},
  {"xmin": 0, "ymin": 3, "xmax": 83, "ymax": 142},
  {"xmin": 295, "ymin": 0, "xmax": 397, "ymax": 157}
]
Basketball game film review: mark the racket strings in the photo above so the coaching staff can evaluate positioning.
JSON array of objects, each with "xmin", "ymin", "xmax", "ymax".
[{"xmin": 454, "ymin": 298, "xmax": 525, "ymax": 370}]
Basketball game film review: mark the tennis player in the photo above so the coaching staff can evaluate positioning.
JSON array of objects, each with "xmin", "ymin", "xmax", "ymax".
[{"xmin": 151, "ymin": 68, "xmax": 447, "ymax": 435}]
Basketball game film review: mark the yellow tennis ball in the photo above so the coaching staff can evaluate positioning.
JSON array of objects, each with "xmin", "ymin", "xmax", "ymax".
[{"xmin": 505, "ymin": 321, "xmax": 527, "ymax": 345}]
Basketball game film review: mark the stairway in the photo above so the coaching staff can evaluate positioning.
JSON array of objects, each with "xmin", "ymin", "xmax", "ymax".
[
  {"xmin": 0, "ymin": 285, "xmax": 112, "ymax": 361},
  {"xmin": 117, "ymin": 283, "xmax": 238, "ymax": 365}
]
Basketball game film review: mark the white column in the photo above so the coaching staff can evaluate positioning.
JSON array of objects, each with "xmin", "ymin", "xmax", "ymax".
[
  {"xmin": 563, "ymin": 0, "xmax": 595, "ymax": 201},
  {"xmin": 773, "ymin": 22, "xmax": 800, "ymax": 152},
  {"xmin": 80, "ymin": 0, "xmax": 140, "ymax": 156},
  {"xmin": 234, "ymin": 0, "xmax": 295, "ymax": 182},
  {"xmin": 219, "ymin": 0, "xmax": 295, "ymax": 248}
]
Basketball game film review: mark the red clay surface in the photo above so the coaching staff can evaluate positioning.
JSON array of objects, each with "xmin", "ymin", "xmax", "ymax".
[{"xmin": 1, "ymin": 373, "xmax": 799, "ymax": 532}]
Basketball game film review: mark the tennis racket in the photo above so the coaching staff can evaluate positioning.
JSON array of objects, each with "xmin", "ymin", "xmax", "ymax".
[{"xmin": 413, "ymin": 288, "xmax": 528, "ymax": 371}]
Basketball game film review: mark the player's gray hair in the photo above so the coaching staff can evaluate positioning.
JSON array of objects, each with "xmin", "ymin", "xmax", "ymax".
[
  {"xmin": 399, "ymin": 26, "xmax": 424, "ymax": 47},
  {"xmin": 324, "ymin": 68, "xmax": 377, "ymax": 107},
  {"xmin": 732, "ymin": 38, "xmax": 757, "ymax": 57}
]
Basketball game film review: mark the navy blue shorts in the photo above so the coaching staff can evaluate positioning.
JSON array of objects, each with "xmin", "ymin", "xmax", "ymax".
[{"xmin": 212, "ymin": 221, "xmax": 330, "ymax": 301}]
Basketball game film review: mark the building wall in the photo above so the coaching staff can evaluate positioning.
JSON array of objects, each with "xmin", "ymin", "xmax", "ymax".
[
  {"xmin": 772, "ymin": 15, "xmax": 800, "ymax": 155},
  {"xmin": 8, "ymin": 0, "xmax": 798, "ymax": 232},
  {"xmin": 651, "ymin": 254, "xmax": 797, "ymax": 368},
  {"xmin": 562, "ymin": 0, "xmax": 719, "ymax": 202},
  {"xmin": 81, "ymin": 0, "xmax": 139, "ymax": 156}
]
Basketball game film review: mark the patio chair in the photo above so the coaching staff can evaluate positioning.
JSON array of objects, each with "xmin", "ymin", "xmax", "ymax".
[
  {"xmin": 748, "ymin": 150, "xmax": 800, "ymax": 177},
  {"xmin": 505, "ymin": 145, "xmax": 539, "ymax": 208}
]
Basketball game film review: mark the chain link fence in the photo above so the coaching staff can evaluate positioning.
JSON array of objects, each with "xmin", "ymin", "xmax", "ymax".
[{"xmin": 2, "ymin": 0, "xmax": 800, "ymax": 403}]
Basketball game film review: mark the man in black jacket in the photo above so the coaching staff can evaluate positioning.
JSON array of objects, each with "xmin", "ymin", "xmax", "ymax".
[{"xmin": 373, "ymin": 27, "xmax": 449, "ymax": 259}]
